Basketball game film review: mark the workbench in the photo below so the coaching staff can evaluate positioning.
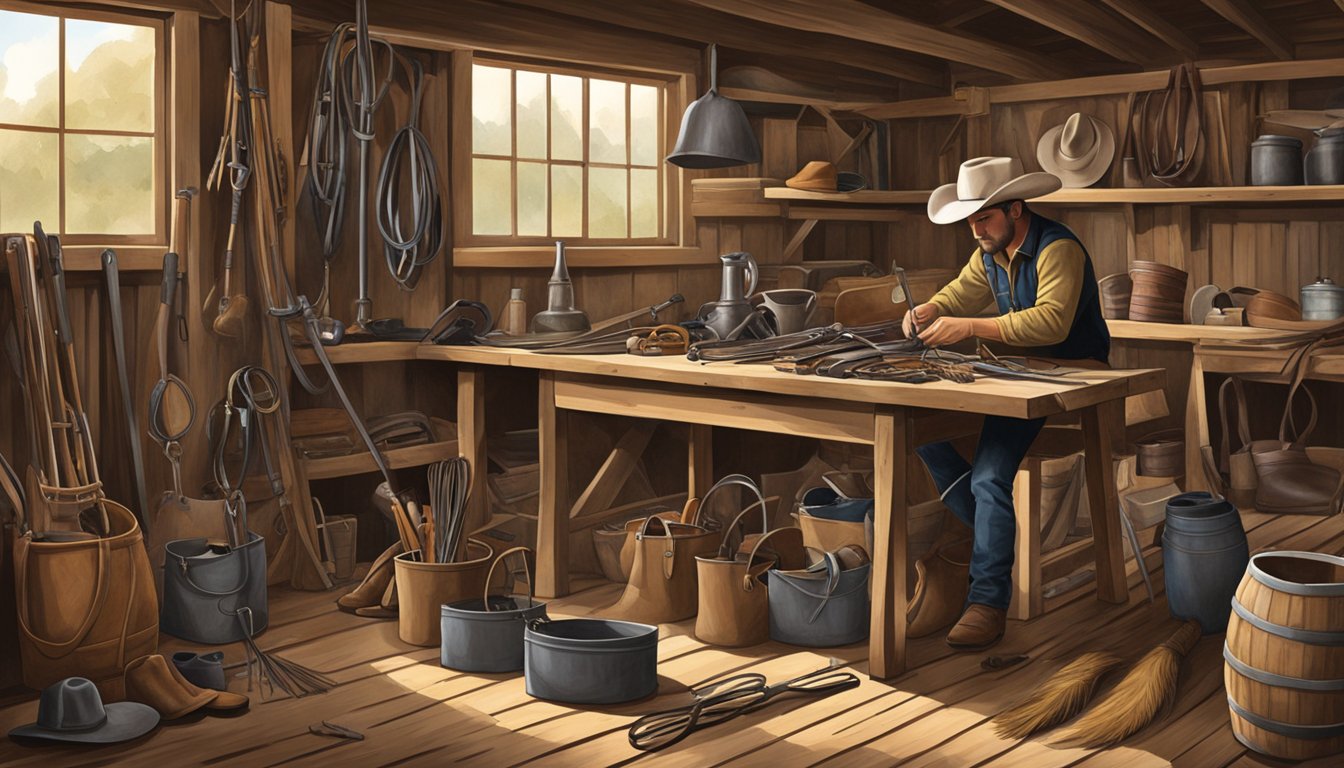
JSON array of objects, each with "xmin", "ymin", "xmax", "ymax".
[{"xmin": 304, "ymin": 341, "xmax": 1163, "ymax": 679}]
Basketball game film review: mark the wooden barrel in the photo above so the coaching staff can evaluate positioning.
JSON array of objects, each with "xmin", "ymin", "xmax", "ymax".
[{"xmin": 1225, "ymin": 550, "xmax": 1344, "ymax": 761}]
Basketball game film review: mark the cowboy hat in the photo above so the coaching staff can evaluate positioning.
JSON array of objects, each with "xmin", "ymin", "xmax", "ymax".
[
  {"xmin": 1261, "ymin": 86, "xmax": 1344, "ymax": 132},
  {"xmin": 927, "ymin": 157, "xmax": 1061, "ymax": 225},
  {"xmin": 1036, "ymin": 113, "xmax": 1115, "ymax": 188},
  {"xmin": 786, "ymin": 161, "xmax": 867, "ymax": 193},
  {"xmin": 9, "ymin": 677, "xmax": 159, "ymax": 744}
]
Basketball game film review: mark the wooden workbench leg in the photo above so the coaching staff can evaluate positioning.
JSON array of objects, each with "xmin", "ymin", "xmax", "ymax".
[
  {"xmin": 536, "ymin": 372, "xmax": 569, "ymax": 598},
  {"xmin": 1009, "ymin": 458, "xmax": 1043, "ymax": 621},
  {"xmin": 688, "ymin": 424, "xmax": 713, "ymax": 499},
  {"xmin": 1185, "ymin": 351, "xmax": 1210, "ymax": 492},
  {"xmin": 457, "ymin": 366, "xmax": 488, "ymax": 534},
  {"xmin": 1082, "ymin": 399, "xmax": 1127, "ymax": 605},
  {"xmin": 870, "ymin": 406, "xmax": 908, "ymax": 679}
]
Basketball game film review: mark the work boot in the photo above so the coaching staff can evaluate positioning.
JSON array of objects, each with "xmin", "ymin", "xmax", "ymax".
[
  {"xmin": 945, "ymin": 603, "xmax": 1006, "ymax": 651},
  {"xmin": 337, "ymin": 541, "xmax": 402, "ymax": 613}
]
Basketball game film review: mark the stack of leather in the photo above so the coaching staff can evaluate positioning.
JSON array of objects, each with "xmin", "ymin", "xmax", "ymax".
[{"xmin": 1128, "ymin": 260, "xmax": 1188, "ymax": 323}]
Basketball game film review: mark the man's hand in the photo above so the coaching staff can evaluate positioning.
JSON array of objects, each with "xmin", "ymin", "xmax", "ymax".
[
  {"xmin": 918, "ymin": 316, "xmax": 975, "ymax": 347},
  {"xmin": 903, "ymin": 303, "xmax": 940, "ymax": 338}
]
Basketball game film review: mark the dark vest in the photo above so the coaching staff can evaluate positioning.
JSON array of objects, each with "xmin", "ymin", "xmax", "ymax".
[{"xmin": 979, "ymin": 214, "xmax": 1110, "ymax": 363}]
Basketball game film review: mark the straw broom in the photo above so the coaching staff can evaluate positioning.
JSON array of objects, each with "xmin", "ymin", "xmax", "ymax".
[
  {"xmin": 1054, "ymin": 621, "xmax": 1202, "ymax": 748},
  {"xmin": 992, "ymin": 652, "xmax": 1123, "ymax": 740}
]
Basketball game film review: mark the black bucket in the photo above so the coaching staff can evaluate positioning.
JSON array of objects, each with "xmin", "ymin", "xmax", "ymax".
[
  {"xmin": 1162, "ymin": 492, "xmax": 1248, "ymax": 633},
  {"xmin": 524, "ymin": 618, "xmax": 658, "ymax": 704},
  {"xmin": 440, "ymin": 546, "xmax": 547, "ymax": 673}
]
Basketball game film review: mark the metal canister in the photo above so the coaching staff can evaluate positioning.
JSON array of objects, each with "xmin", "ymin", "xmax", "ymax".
[
  {"xmin": 1250, "ymin": 135, "xmax": 1304, "ymax": 186},
  {"xmin": 1305, "ymin": 128, "xmax": 1344, "ymax": 185},
  {"xmin": 1301, "ymin": 276, "xmax": 1344, "ymax": 320}
]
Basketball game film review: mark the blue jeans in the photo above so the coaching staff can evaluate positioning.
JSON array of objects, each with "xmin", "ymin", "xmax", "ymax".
[{"xmin": 916, "ymin": 415, "xmax": 1046, "ymax": 610}]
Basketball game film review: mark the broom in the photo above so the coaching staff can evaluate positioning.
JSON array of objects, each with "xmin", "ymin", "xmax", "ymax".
[
  {"xmin": 234, "ymin": 609, "xmax": 336, "ymax": 700},
  {"xmin": 992, "ymin": 652, "xmax": 1123, "ymax": 740},
  {"xmin": 1053, "ymin": 620, "xmax": 1202, "ymax": 748}
]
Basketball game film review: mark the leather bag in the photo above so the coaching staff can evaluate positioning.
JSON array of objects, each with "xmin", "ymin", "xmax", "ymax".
[
  {"xmin": 608, "ymin": 511, "xmax": 720, "ymax": 625},
  {"xmin": 1249, "ymin": 346, "xmax": 1342, "ymax": 515},
  {"xmin": 160, "ymin": 496, "xmax": 268, "ymax": 644},
  {"xmin": 1218, "ymin": 377, "xmax": 1278, "ymax": 508},
  {"xmin": 13, "ymin": 496, "xmax": 159, "ymax": 691},
  {"xmin": 796, "ymin": 479, "xmax": 872, "ymax": 557}
]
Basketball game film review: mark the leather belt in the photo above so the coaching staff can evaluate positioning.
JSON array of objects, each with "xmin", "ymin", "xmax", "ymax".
[{"xmin": 102, "ymin": 249, "xmax": 151, "ymax": 525}]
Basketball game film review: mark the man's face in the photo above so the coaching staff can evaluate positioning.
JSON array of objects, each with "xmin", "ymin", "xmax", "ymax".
[{"xmin": 968, "ymin": 206, "xmax": 1016, "ymax": 256}]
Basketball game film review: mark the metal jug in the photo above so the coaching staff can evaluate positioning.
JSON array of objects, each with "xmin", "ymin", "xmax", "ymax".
[{"xmin": 697, "ymin": 251, "xmax": 759, "ymax": 339}]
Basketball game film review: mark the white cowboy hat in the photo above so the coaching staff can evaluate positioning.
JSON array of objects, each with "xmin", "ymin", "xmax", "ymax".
[
  {"xmin": 927, "ymin": 157, "xmax": 1061, "ymax": 225},
  {"xmin": 1036, "ymin": 112, "xmax": 1116, "ymax": 188}
]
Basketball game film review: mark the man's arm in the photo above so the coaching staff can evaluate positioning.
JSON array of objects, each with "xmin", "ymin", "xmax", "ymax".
[
  {"xmin": 992, "ymin": 240, "xmax": 1085, "ymax": 347},
  {"xmin": 926, "ymin": 254, "xmax": 994, "ymax": 319}
]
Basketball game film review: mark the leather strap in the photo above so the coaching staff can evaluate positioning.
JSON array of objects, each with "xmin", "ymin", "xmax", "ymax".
[
  {"xmin": 699, "ymin": 474, "xmax": 769, "ymax": 558},
  {"xmin": 482, "ymin": 546, "xmax": 534, "ymax": 609},
  {"xmin": 1141, "ymin": 64, "xmax": 1203, "ymax": 185},
  {"xmin": 15, "ymin": 534, "xmax": 112, "ymax": 657},
  {"xmin": 101, "ymin": 249, "xmax": 151, "ymax": 527}
]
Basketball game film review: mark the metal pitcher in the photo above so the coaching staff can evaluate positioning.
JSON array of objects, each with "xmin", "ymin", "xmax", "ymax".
[{"xmin": 697, "ymin": 251, "xmax": 759, "ymax": 339}]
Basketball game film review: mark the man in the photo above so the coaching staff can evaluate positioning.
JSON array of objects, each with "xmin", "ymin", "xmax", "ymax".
[{"xmin": 907, "ymin": 156, "xmax": 1110, "ymax": 651}]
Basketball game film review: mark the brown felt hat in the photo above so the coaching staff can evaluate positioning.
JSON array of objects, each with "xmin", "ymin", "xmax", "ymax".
[
  {"xmin": 124, "ymin": 654, "xmax": 248, "ymax": 719},
  {"xmin": 785, "ymin": 161, "xmax": 866, "ymax": 193}
]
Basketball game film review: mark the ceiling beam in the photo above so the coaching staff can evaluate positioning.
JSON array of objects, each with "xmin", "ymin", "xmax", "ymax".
[
  {"xmin": 1099, "ymin": 0, "xmax": 1200, "ymax": 58},
  {"xmin": 680, "ymin": 0, "xmax": 1063, "ymax": 82},
  {"xmin": 1199, "ymin": 0, "xmax": 1294, "ymax": 60},
  {"xmin": 983, "ymin": 0, "xmax": 1174, "ymax": 65},
  {"xmin": 500, "ymin": 0, "xmax": 946, "ymax": 88}
]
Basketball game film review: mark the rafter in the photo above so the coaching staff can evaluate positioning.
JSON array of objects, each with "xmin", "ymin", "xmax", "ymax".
[
  {"xmin": 1199, "ymin": 0, "xmax": 1294, "ymax": 60},
  {"xmin": 984, "ymin": 0, "xmax": 1174, "ymax": 65},
  {"xmin": 681, "ymin": 0, "xmax": 1062, "ymax": 82},
  {"xmin": 1099, "ymin": 0, "xmax": 1199, "ymax": 58},
  {"xmin": 501, "ymin": 0, "xmax": 946, "ymax": 88}
]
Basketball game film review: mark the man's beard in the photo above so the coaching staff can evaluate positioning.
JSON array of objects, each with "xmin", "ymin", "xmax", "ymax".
[{"xmin": 979, "ymin": 231, "xmax": 1013, "ymax": 256}]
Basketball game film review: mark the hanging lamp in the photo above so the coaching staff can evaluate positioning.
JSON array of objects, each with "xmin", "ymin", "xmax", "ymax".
[{"xmin": 666, "ymin": 44, "xmax": 761, "ymax": 169}]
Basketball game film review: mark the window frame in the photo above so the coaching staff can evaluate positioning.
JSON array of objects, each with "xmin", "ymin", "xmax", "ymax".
[
  {"xmin": 456, "ymin": 51, "xmax": 687, "ymax": 251},
  {"xmin": 0, "ymin": 0, "xmax": 168, "ymax": 246}
]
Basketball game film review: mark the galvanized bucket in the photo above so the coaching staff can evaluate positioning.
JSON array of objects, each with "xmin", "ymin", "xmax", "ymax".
[
  {"xmin": 1162, "ymin": 492, "xmax": 1248, "ymax": 634},
  {"xmin": 524, "ymin": 618, "xmax": 658, "ymax": 704},
  {"xmin": 440, "ymin": 546, "xmax": 547, "ymax": 673},
  {"xmin": 769, "ymin": 550, "xmax": 870, "ymax": 647}
]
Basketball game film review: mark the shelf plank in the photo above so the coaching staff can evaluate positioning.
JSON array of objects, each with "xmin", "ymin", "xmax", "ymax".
[
  {"xmin": 1106, "ymin": 319, "xmax": 1300, "ymax": 343},
  {"xmin": 292, "ymin": 341, "xmax": 421, "ymax": 366},
  {"xmin": 761, "ymin": 185, "xmax": 1344, "ymax": 206},
  {"xmin": 302, "ymin": 438, "xmax": 461, "ymax": 480}
]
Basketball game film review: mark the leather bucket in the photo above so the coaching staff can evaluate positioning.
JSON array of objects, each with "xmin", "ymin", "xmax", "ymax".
[
  {"xmin": 394, "ymin": 540, "xmax": 494, "ymax": 647},
  {"xmin": 1136, "ymin": 429, "xmax": 1185, "ymax": 478},
  {"xmin": 1226, "ymin": 551, "xmax": 1344, "ymax": 761},
  {"xmin": 1098, "ymin": 273, "xmax": 1132, "ymax": 320},
  {"xmin": 15, "ymin": 499, "xmax": 159, "ymax": 691},
  {"xmin": 1129, "ymin": 260, "xmax": 1188, "ymax": 323},
  {"xmin": 608, "ymin": 516, "xmax": 719, "ymax": 624}
]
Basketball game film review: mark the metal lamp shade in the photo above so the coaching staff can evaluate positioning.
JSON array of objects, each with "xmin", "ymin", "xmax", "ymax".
[{"xmin": 666, "ymin": 88, "xmax": 761, "ymax": 169}]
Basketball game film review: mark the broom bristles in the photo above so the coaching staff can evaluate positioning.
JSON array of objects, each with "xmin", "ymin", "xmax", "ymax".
[
  {"xmin": 992, "ymin": 652, "xmax": 1123, "ymax": 740},
  {"xmin": 1053, "ymin": 621, "xmax": 1201, "ymax": 748}
]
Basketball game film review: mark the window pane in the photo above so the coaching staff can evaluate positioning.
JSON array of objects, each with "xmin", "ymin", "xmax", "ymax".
[
  {"xmin": 631, "ymin": 168, "xmax": 658, "ymax": 238},
  {"xmin": 65, "ymin": 20, "xmax": 154, "ymax": 132},
  {"xmin": 472, "ymin": 158, "xmax": 512, "ymax": 235},
  {"xmin": 588, "ymin": 167, "xmax": 626, "ymax": 239},
  {"xmin": 516, "ymin": 70, "xmax": 547, "ymax": 160},
  {"xmin": 589, "ymin": 79, "xmax": 626, "ymax": 165},
  {"xmin": 630, "ymin": 85, "xmax": 659, "ymax": 166},
  {"xmin": 550, "ymin": 74, "xmax": 582, "ymax": 162},
  {"xmin": 65, "ymin": 134, "xmax": 153, "ymax": 234},
  {"xmin": 517, "ymin": 161, "xmax": 547, "ymax": 236},
  {"xmin": 0, "ymin": 11, "xmax": 58, "ymax": 127},
  {"xmin": 472, "ymin": 65, "xmax": 511, "ymax": 156},
  {"xmin": 551, "ymin": 165, "xmax": 582, "ymax": 237},
  {"xmin": 0, "ymin": 129, "xmax": 57, "ymax": 232}
]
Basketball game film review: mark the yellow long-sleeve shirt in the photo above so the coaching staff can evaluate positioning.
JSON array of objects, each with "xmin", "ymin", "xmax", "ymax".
[{"xmin": 927, "ymin": 235, "xmax": 1086, "ymax": 349}]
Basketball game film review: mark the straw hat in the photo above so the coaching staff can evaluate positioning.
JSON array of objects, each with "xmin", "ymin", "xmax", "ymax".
[
  {"xmin": 1036, "ymin": 113, "xmax": 1115, "ymax": 188},
  {"xmin": 785, "ymin": 161, "xmax": 866, "ymax": 192},
  {"xmin": 927, "ymin": 157, "xmax": 1061, "ymax": 224}
]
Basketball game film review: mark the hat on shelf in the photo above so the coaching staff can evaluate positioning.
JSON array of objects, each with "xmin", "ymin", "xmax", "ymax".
[
  {"xmin": 927, "ymin": 156, "xmax": 1061, "ymax": 225},
  {"xmin": 1036, "ymin": 112, "xmax": 1116, "ymax": 188},
  {"xmin": 1261, "ymin": 86, "xmax": 1344, "ymax": 132},
  {"xmin": 785, "ymin": 161, "xmax": 867, "ymax": 193},
  {"xmin": 8, "ymin": 677, "xmax": 159, "ymax": 744}
]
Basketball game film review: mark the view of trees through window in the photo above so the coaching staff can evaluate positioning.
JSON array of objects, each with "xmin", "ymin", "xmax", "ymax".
[
  {"xmin": 0, "ymin": 8, "xmax": 157, "ymax": 236},
  {"xmin": 471, "ymin": 62, "xmax": 663, "ymax": 242}
]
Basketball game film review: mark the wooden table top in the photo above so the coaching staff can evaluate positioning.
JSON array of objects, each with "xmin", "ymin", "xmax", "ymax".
[{"xmin": 300, "ymin": 341, "xmax": 1164, "ymax": 420}]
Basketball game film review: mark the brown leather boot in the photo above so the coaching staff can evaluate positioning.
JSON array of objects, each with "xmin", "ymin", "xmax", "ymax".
[
  {"xmin": 337, "ymin": 541, "xmax": 402, "ymax": 613},
  {"xmin": 945, "ymin": 603, "xmax": 1006, "ymax": 651}
]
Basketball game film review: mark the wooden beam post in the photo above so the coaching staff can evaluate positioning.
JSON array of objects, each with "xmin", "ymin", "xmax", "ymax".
[
  {"xmin": 536, "ymin": 372, "xmax": 569, "ymax": 598},
  {"xmin": 870, "ymin": 406, "xmax": 909, "ymax": 679},
  {"xmin": 457, "ymin": 366, "xmax": 488, "ymax": 534},
  {"xmin": 1081, "ymin": 399, "xmax": 1128, "ymax": 605},
  {"xmin": 1199, "ymin": 0, "xmax": 1294, "ymax": 60},
  {"xmin": 569, "ymin": 421, "xmax": 657, "ymax": 519}
]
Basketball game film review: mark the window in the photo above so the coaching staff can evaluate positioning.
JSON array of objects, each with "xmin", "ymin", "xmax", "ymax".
[
  {"xmin": 0, "ymin": 4, "xmax": 163, "ymax": 242},
  {"xmin": 469, "ymin": 60, "xmax": 670, "ymax": 244}
]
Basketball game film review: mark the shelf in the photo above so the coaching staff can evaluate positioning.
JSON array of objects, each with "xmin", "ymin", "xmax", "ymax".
[
  {"xmin": 292, "ymin": 341, "xmax": 420, "ymax": 366},
  {"xmin": 763, "ymin": 188, "xmax": 930, "ymax": 204},
  {"xmin": 1105, "ymin": 319, "xmax": 1300, "ymax": 344},
  {"xmin": 302, "ymin": 437, "xmax": 461, "ymax": 480},
  {"xmin": 763, "ymin": 185, "xmax": 1344, "ymax": 207}
]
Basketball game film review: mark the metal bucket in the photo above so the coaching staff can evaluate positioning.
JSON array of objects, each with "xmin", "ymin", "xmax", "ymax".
[
  {"xmin": 769, "ymin": 550, "xmax": 870, "ymax": 647},
  {"xmin": 1162, "ymin": 492, "xmax": 1248, "ymax": 633},
  {"xmin": 524, "ymin": 618, "xmax": 658, "ymax": 704},
  {"xmin": 440, "ymin": 547, "xmax": 548, "ymax": 673}
]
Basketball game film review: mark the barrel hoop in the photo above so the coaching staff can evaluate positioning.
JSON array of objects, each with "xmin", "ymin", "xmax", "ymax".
[
  {"xmin": 1231, "ymin": 597, "xmax": 1344, "ymax": 647},
  {"xmin": 1249, "ymin": 551, "xmax": 1344, "ymax": 598},
  {"xmin": 1224, "ymin": 642, "xmax": 1344, "ymax": 691},
  {"xmin": 1227, "ymin": 694, "xmax": 1344, "ymax": 740},
  {"xmin": 1160, "ymin": 538, "xmax": 1249, "ymax": 556}
]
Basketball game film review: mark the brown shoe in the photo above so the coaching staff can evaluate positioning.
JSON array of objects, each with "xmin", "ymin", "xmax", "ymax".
[
  {"xmin": 945, "ymin": 603, "xmax": 1006, "ymax": 651},
  {"xmin": 337, "ymin": 541, "xmax": 402, "ymax": 613},
  {"xmin": 907, "ymin": 537, "xmax": 971, "ymax": 638},
  {"xmin": 125, "ymin": 654, "xmax": 249, "ymax": 719}
]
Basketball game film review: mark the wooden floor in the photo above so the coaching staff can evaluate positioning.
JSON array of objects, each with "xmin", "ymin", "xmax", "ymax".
[{"xmin": 3, "ymin": 508, "xmax": 1343, "ymax": 767}]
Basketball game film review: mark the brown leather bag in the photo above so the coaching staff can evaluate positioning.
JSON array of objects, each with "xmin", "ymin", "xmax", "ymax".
[
  {"xmin": 1218, "ymin": 377, "xmax": 1278, "ymax": 508},
  {"xmin": 1250, "ymin": 344, "xmax": 1342, "ymax": 515},
  {"xmin": 608, "ymin": 513, "xmax": 720, "ymax": 624}
]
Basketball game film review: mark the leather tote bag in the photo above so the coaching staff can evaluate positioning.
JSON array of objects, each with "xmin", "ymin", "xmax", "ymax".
[
  {"xmin": 694, "ymin": 475, "xmax": 806, "ymax": 647},
  {"xmin": 608, "ymin": 512, "xmax": 719, "ymax": 625},
  {"xmin": 1218, "ymin": 377, "xmax": 1278, "ymax": 507},
  {"xmin": 11, "ymin": 488, "xmax": 158, "ymax": 691},
  {"xmin": 160, "ymin": 495, "xmax": 268, "ymax": 644},
  {"xmin": 1250, "ymin": 346, "xmax": 1342, "ymax": 515}
]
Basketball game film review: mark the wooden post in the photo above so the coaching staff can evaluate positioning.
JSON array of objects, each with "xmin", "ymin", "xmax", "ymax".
[
  {"xmin": 688, "ymin": 424, "xmax": 713, "ymax": 499},
  {"xmin": 1185, "ymin": 351, "xmax": 1210, "ymax": 492},
  {"xmin": 870, "ymin": 406, "xmax": 909, "ymax": 679},
  {"xmin": 457, "ymin": 366, "xmax": 488, "ymax": 534},
  {"xmin": 1082, "ymin": 399, "xmax": 1127, "ymax": 604},
  {"xmin": 1009, "ymin": 457, "xmax": 1044, "ymax": 621},
  {"xmin": 536, "ymin": 372, "xmax": 569, "ymax": 598}
]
